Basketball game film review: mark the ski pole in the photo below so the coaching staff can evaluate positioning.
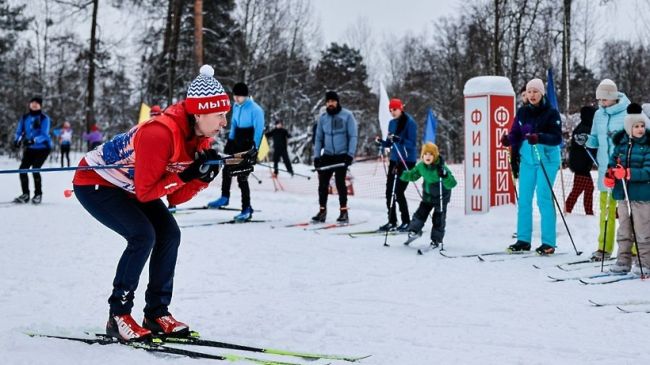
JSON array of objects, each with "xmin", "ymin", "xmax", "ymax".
[
  {"xmin": 438, "ymin": 177, "xmax": 444, "ymax": 251},
  {"xmin": 600, "ymin": 190, "xmax": 612, "ymax": 272},
  {"xmin": 391, "ymin": 140, "xmax": 424, "ymax": 199},
  {"xmin": 250, "ymin": 172, "xmax": 262, "ymax": 184},
  {"xmin": 618, "ymin": 151, "xmax": 645, "ymax": 278},
  {"xmin": 384, "ymin": 169, "xmax": 399, "ymax": 248},
  {"xmin": 257, "ymin": 162, "xmax": 311, "ymax": 179},
  {"xmin": 311, "ymin": 163, "xmax": 346, "ymax": 172},
  {"xmin": 533, "ymin": 145, "xmax": 582, "ymax": 256},
  {"xmin": 0, "ymin": 151, "xmax": 250, "ymax": 174}
]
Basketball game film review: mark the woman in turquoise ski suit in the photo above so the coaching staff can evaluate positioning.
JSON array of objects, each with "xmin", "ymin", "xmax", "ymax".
[{"xmin": 503, "ymin": 78, "xmax": 562, "ymax": 255}]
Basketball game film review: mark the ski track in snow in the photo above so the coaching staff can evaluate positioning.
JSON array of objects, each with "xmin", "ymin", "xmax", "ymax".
[{"xmin": 0, "ymin": 155, "xmax": 648, "ymax": 364}]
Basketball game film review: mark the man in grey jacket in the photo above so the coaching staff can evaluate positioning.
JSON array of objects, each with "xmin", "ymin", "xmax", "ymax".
[{"xmin": 312, "ymin": 91, "xmax": 358, "ymax": 223}]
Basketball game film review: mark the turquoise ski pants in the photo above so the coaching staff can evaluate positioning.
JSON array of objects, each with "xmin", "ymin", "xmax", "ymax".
[{"xmin": 516, "ymin": 158, "xmax": 559, "ymax": 247}]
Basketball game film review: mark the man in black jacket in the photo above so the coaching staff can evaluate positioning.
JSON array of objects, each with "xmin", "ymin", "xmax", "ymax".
[{"xmin": 265, "ymin": 119, "xmax": 294, "ymax": 176}]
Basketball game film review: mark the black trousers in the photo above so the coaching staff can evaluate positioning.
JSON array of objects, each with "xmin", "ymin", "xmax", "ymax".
[
  {"xmin": 19, "ymin": 148, "xmax": 50, "ymax": 195},
  {"xmin": 408, "ymin": 200, "xmax": 449, "ymax": 243},
  {"xmin": 317, "ymin": 156, "xmax": 348, "ymax": 207},
  {"xmin": 221, "ymin": 168, "xmax": 251, "ymax": 208},
  {"xmin": 273, "ymin": 149, "xmax": 293, "ymax": 175},
  {"xmin": 385, "ymin": 160, "xmax": 415, "ymax": 224},
  {"xmin": 60, "ymin": 144, "xmax": 71, "ymax": 167}
]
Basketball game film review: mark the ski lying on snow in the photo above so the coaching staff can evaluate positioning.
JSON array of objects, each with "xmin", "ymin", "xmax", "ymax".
[
  {"xmin": 122, "ymin": 333, "xmax": 370, "ymax": 362},
  {"xmin": 552, "ymin": 258, "xmax": 615, "ymax": 271},
  {"xmin": 180, "ymin": 219, "xmax": 268, "ymax": 228},
  {"xmin": 416, "ymin": 243, "xmax": 439, "ymax": 255},
  {"xmin": 339, "ymin": 230, "xmax": 406, "ymax": 238},
  {"xmin": 588, "ymin": 299, "xmax": 650, "ymax": 307},
  {"xmin": 579, "ymin": 273, "xmax": 639, "ymax": 285},
  {"xmin": 616, "ymin": 305, "xmax": 650, "ymax": 313},
  {"xmin": 548, "ymin": 271, "xmax": 620, "ymax": 282},
  {"xmin": 306, "ymin": 221, "xmax": 368, "ymax": 231},
  {"xmin": 477, "ymin": 252, "xmax": 567, "ymax": 262},
  {"xmin": 26, "ymin": 333, "xmax": 304, "ymax": 365},
  {"xmin": 438, "ymin": 250, "xmax": 509, "ymax": 259}
]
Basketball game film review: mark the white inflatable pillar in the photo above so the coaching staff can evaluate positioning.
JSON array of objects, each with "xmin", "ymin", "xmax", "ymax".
[{"xmin": 463, "ymin": 76, "xmax": 516, "ymax": 214}]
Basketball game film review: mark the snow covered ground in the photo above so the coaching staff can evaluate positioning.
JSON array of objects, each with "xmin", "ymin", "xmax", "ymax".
[{"xmin": 0, "ymin": 154, "xmax": 648, "ymax": 365}]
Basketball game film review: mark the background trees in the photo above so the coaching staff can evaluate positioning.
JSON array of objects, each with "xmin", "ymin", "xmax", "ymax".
[{"xmin": 1, "ymin": 0, "xmax": 647, "ymax": 163}]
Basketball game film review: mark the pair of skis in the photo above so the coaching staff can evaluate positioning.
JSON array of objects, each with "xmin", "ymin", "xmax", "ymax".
[
  {"xmin": 180, "ymin": 219, "xmax": 268, "ymax": 228},
  {"xmin": 27, "ymin": 332, "xmax": 370, "ymax": 364},
  {"xmin": 548, "ymin": 271, "xmax": 643, "ymax": 285},
  {"xmin": 589, "ymin": 299, "xmax": 650, "ymax": 313}
]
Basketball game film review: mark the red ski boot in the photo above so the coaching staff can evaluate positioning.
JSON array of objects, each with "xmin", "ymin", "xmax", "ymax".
[
  {"xmin": 106, "ymin": 314, "xmax": 152, "ymax": 341},
  {"xmin": 143, "ymin": 314, "xmax": 190, "ymax": 337}
]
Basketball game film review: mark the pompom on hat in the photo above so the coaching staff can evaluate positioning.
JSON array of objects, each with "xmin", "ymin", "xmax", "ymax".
[
  {"xmin": 186, "ymin": 65, "xmax": 231, "ymax": 115},
  {"xmin": 624, "ymin": 102, "xmax": 648, "ymax": 136}
]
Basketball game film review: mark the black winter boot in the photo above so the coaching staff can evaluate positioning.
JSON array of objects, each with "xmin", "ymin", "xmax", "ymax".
[
  {"xmin": 311, "ymin": 207, "xmax": 326, "ymax": 222},
  {"xmin": 336, "ymin": 207, "xmax": 349, "ymax": 223},
  {"xmin": 507, "ymin": 240, "xmax": 531, "ymax": 252}
]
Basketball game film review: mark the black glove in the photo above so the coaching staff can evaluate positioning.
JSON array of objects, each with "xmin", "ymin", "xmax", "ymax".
[
  {"xmin": 374, "ymin": 137, "xmax": 383, "ymax": 146},
  {"xmin": 389, "ymin": 134, "xmax": 401, "ymax": 143},
  {"xmin": 314, "ymin": 157, "xmax": 321, "ymax": 169},
  {"xmin": 25, "ymin": 138, "xmax": 34, "ymax": 146},
  {"xmin": 437, "ymin": 164, "xmax": 448, "ymax": 178},
  {"xmin": 12, "ymin": 140, "xmax": 21, "ymax": 149},
  {"xmin": 510, "ymin": 153, "xmax": 520, "ymax": 179},
  {"xmin": 199, "ymin": 149, "xmax": 221, "ymax": 183},
  {"xmin": 178, "ymin": 150, "xmax": 216, "ymax": 183},
  {"xmin": 228, "ymin": 165, "xmax": 254, "ymax": 177},
  {"xmin": 242, "ymin": 147, "xmax": 258, "ymax": 165},
  {"xmin": 344, "ymin": 155, "xmax": 353, "ymax": 166}
]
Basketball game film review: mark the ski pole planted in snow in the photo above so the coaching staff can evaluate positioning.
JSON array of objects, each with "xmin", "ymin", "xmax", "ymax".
[{"xmin": 533, "ymin": 145, "xmax": 582, "ymax": 256}]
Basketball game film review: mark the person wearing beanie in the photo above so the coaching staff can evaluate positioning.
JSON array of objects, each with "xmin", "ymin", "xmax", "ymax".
[
  {"xmin": 59, "ymin": 121, "xmax": 73, "ymax": 168},
  {"xmin": 311, "ymin": 90, "xmax": 358, "ymax": 224},
  {"xmin": 400, "ymin": 142, "xmax": 457, "ymax": 249},
  {"xmin": 12, "ymin": 96, "xmax": 52, "ymax": 204},
  {"xmin": 584, "ymin": 78, "xmax": 631, "ymax": 261},
  {"xmin": 207, "ymin": 81, "xmax": 265, "ymax": 222},
  {"xmin": 375, "ymin": 98, "xmax": 418, "ymax": 232},
  {"xmin": 150, "ymin": 105, "xmax": 162, "ymax": 117},
  {"xmin": 265, "ymin": 118, "xmax": 294, "ymax": 177},
  {"xmin": 82, "ymin": 124, "xmax": 104, "ymax": 151},
  {"xmin": 502, "ymin": 78, "xmax": 562, "ymax": 255},
  {"xmin": 565, "ymin": 106, "xmax": 597, "ymax": 215},
  {"xmin": 604, "ymin": 102, "xmax": 650, "ymax": 275},
  {"xmin": 72, "ymin": 65, "xmax": 235, "ymax": 341}
]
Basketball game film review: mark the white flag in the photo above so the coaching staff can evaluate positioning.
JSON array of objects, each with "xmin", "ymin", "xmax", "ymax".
[{"xmin": 378, "ymin": 81, "xmax": 391, "ymax": 139}]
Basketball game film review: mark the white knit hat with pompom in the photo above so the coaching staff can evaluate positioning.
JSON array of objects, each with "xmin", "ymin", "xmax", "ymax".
[{"xmin": 186, "ymin": 65, "xmax": 231, "ymax": 114}]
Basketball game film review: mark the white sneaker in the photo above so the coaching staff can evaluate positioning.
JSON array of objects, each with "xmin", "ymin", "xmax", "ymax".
[{"xmin": 631, "ymin": 265, "xmax": 650, "ymax": 277}]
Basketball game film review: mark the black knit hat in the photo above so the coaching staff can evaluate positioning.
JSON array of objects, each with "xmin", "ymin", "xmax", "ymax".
[
  {"xmin": 325, "ymin": 91, "xmax": 339, "ymax": 102},
  {"xmin": 30, "ymin": 96, "xmax": 43, "ymax": 105},
  {"xmin": 232, "ymin": 82, "xmax": 249, "ymax": 96}
]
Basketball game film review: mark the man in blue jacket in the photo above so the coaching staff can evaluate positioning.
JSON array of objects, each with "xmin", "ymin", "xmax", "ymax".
[
  {"xmin": 376, "ymin": 98, "xmax": 418, "ymax": 231},
  {"xmin": 312, "ymin": 91, "xmax": 358, "ymax": 223},
  {"xmin": 13, "ymin": 96, "xmax": 52, "ymax": 204},
  {"xmin": 207, "ymin": 82, "xmax": 264, "ymax": 221}
]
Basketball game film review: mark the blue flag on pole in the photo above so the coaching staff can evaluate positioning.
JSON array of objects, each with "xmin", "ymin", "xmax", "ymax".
[
  {"xmin": 546, "ymin": 67, "xmax": 559, "ymax": 112},
  {"xmin": 423, "ymin": 108, "xmax": 437, "ymax": 144}
]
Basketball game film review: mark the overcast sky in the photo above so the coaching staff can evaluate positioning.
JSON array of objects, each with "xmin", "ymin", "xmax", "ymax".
[{"xmin": 311, "ymin": 0, "xmax": 649, "ymax": 47}]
